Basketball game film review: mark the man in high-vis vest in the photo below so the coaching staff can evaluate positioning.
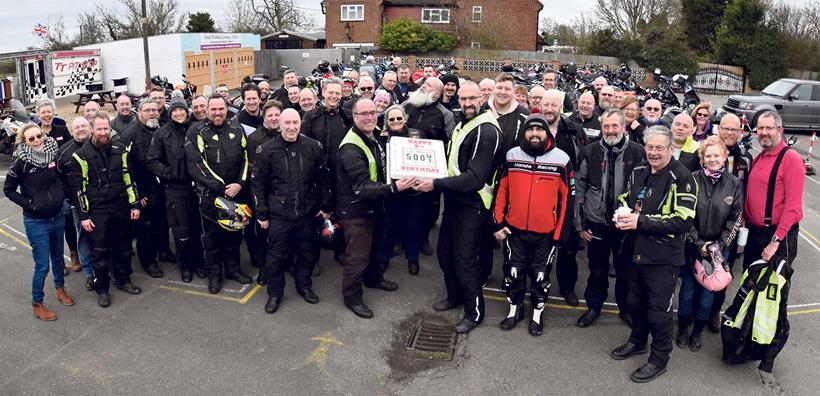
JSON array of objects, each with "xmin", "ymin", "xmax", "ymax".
[
  {"xmin": 67, "ymin": 111, "xmax": 142, "ymax": 308},
  {"xmin": 336, "ymin": 98, "xmax": 414, "ymax": 319},
  {"xmin": 184, "ymin": 95, "xmax": 253, "ymax": 295},
  {"xmin": 413, "ymin": 81, "xmax": 503, "ymax": 334}
]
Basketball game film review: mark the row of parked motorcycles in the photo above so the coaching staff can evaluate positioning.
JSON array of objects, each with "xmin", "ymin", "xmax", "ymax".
[{"xmin": 507, "ymin": 61, "xmax": 701, "ymax": 114}]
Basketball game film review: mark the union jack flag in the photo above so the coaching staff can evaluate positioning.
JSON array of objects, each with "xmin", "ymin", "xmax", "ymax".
[{"xmin": 34, "ymin": 23, "xmax": 48, "ymax": 38}]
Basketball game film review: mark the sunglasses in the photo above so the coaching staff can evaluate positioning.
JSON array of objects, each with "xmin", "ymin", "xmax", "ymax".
[
  {"xmin": 359, "ymin": 87, "xmax": 374, "ymax": 91},
  {"xmin": 388, "ymin": 117, "xmax": 404, "ymax": 122},
  {"xmin": 645, "ymin": 107, "xmax": 661, "ymax": 112},
  {"xmin": 27, "ymin": 133, "xmax": 44, "ymax": 142},
  {"xmin": 696, "ymin": 113, "xmax": 709, "ymax": 117}
]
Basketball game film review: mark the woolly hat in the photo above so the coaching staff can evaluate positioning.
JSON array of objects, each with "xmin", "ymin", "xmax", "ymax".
[{"xmin": 440, "ymin": 74, "xmax": 460, "ymax": 88}]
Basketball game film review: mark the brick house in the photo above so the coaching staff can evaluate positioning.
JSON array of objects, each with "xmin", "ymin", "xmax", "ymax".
[{"xmin": 322, "ymin": 0, "xmax": 544, "ymax": 51}]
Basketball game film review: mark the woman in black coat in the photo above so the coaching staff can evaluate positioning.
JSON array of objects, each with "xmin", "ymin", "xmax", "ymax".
[
  {"xmin": 4, "ymin": 124, "xmax": 75, "ymax": 321},
  {"xmin": 678, "ymin": 136, "xmax": 744, "ymax": 351}
]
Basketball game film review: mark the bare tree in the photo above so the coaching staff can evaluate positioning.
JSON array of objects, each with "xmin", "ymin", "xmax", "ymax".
[
  {"xmin": 252, "ymin": 0, "xmax": 314, "ymax": 32},
  {"xmin": 92, "ymin": 0, "xmax": 186, "ymax": 40},
  {"xmin": 594, "ymin": 0, "xmax": 681, "ymax": 39},
  {"xmin": 222, "ymin": 0, "xmax": 267, "ymax": 33},
  {"xmin": 41, "ymin": 15, "xmax": 73, "ymax": 51},
  {"xmin": 76, "ymin": 12, "xmax": 110, "ymax": 46}
]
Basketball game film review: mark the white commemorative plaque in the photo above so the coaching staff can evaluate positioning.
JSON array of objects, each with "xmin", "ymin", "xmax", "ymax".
[{"xmin": 387, "ymin": 136, "xmax": 448, "ymax": 179}]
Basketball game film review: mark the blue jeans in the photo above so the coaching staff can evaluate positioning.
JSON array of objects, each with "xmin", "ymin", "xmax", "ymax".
[
  {"xmin": 23, "ymin": 214, "xmax": 66, "ymax": 303},
  {"xmin": 679, "ymin": 247, "xmax": 728, "ymax": 321},
  {"xmin": 70, "ymin": 205, "xmax": 93, "ymax": 278}
]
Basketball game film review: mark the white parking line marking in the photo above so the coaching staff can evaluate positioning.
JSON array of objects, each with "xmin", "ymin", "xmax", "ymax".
[{"xmin": 799, "ymin": 231, "xmax": 820, "ymax": 253}]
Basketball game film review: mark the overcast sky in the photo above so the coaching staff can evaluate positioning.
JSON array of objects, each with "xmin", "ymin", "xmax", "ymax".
[{"xmin": 0, "ymin": 0, "xmax": 808, "ymax": 53}]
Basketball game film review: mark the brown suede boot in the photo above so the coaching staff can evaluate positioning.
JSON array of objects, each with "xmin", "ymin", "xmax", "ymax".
[
  {"xmin": 70, "ymin": 251, "xmax": 82, "ymax": 272},
  {"xmin": 55, "ymin": 287, "xmax": 75, "ymax": 306},
  {"xmin": 32, "ymin": 303, "xmax": 57, "ymax": 321}
]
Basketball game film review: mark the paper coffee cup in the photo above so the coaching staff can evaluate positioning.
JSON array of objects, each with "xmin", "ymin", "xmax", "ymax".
[{"xmin": 737, "ymin": 227, "xmax": 749, "ymax": 247}]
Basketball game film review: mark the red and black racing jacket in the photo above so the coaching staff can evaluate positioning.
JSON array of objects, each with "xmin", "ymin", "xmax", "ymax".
[{"xmin": 493, "ymin": 136, "xmax": 574, "ymax": 242}]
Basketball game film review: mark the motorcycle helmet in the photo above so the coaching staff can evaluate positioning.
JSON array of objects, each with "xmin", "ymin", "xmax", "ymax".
[
  {"xmin": 694, "ymin": 244, "xmax": 732, "ymax": 292},
  {"xmin": 213, "ymin": 197, "xmax": 252, "ymax": 232},
  {"xmin": 317, "ymin": 218, "xmax": 341, "ymax": 249}
]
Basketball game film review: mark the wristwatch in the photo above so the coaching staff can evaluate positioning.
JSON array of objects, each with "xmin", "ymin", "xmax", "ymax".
[{"xmin": 771, "ymin": 235, "xmax": 781, "ymax": 243}]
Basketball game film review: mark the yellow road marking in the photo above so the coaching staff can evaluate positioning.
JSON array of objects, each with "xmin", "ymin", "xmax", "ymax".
[
  {"xmin": 483, "ymin": 293, "xmax": 620, "ymax": 314},
  {"xmin": 800, "ymin": 227, "xmax": 820, "ymax": 246},
  {"xmin": 159, "ymin": 285, "xmax": 243, "ymax": 303},
  {"xmin": 238, "ymin": 284, "xmax": 262, "ymax": 304},
  {"xmin": 0, "ymin": 225, "xmax": 31, "ymax": 250},
  {"xmin": 303, "ymin": 332, "xmax": 343, "ymax": 371},
  {"xmin": 788, "ymin": 308, "xmax": 820, "ymax": 316}
]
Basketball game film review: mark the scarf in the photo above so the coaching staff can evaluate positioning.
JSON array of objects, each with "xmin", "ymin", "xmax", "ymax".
[
  {"xmin": 703, "ymin": 166, "xmax": 725, "ymax": 184},
  {"xmin": 13, "ymin": 136, "xmax": 58, "ymax": 168}
]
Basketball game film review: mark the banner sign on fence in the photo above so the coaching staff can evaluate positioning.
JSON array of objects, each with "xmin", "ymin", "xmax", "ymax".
[{"xmin": 200, "ymin": 33, "xmax": 242, "ymax": 50}]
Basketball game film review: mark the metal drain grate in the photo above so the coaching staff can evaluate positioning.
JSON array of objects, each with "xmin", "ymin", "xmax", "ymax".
[{"xmin": 406, "ymin": 316, "xmax": 458, "ymax": 360}]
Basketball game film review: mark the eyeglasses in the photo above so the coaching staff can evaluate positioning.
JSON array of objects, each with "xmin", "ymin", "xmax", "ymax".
[
  {"xmin": 719, "ymin": 127, "xmax": 740, "ymax": 133},
  {"xmin": 354, "ymin": 111, "xmax": 378, "ymax": 118},
  {"xmin": 141, "ymin": 108, "xmax": 159, "ymax": 113},
  {"xmin": 645, "ymin": 145, "xmax": 669, "ymax": 152},
  {"xmin": 388, "ymin": 117, "xmax": 404, "ymax": 122},
  {"xmin": 645, "ymin": 107, "xmax": 661, "ymax": 112},
  {"xmin": 696, "ymin": 113, "xmax": 709, "ymax": 118},
  {"xmin": 359, "ymin": 87, "xmax": 374, "ymax": 91},
  {"xmin": 27, "ymin": 133, "xmax": 44, "ymax": 142},
  {"xmin": 757, "ymin": 126, "xmax": 779, "ymax": 132}
]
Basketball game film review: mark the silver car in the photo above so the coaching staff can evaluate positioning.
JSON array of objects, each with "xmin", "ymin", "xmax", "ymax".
[{"xmin": 718, "ymin": 78, "xmax": 820, "ymax": 132}]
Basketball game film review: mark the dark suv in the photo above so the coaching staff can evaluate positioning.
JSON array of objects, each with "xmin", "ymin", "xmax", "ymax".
[{"xmin": 718, "ymin": 78, "xmax": 820, "ymax": 131}]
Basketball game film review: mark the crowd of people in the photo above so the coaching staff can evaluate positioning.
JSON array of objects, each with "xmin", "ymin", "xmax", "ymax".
[{"xmin": 3, "ymin": 57, "xmax": 803, "ymax": 389}]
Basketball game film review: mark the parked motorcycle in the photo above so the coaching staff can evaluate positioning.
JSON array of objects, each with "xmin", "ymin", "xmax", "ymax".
[{"xmin": 1, "ymin": 99, "xmax": 31, "ymax": 155}]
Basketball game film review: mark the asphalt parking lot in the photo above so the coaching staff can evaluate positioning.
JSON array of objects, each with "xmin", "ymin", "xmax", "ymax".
[{"xmin": 3, "ymin": 136, "xmax": 820, "ymax": 395}]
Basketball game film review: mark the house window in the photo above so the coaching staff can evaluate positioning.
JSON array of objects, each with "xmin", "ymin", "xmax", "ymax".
[
  {"xmin": 422, "ymin": 8, "xmax": 450, "ymax": 24},
  {"xmin": 472, "ymin": 6, "xmax": 482, "ymax": 22},
  {"xmin": 341, "ymin": 4, "xmax": 364, "ymax": 21},
  {"xmin": 471, "ymin": 42, "xmax": 481, "ymax": 49}
]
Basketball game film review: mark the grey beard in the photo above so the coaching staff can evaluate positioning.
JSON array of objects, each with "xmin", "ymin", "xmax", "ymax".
[
  {"xmin": 406, "ymin": 90, "xmax": 435, "ymax": 107},
  {"xmin": 145, "ymin": 118, "xmax": 160, "ymax": 129}
]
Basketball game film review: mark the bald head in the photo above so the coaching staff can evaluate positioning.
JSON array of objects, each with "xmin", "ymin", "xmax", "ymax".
[
  {"xmin": 70, "ymin": 116, "xmax": 91, "ymax": 142},
  {"xmin": 718, "ymin": 113, "xmax": 742, "ymax": 147},
  {"xmin": 421, "ymin": 77, "xmax": 443, "ymax": 100},
  {"xmin": 578, "ymin": 92, "xmax": 596, "ymax": 118},
  {"xmin": 643, "ymin": 99, "xmax": 663, "ymax": 123},
  {"xmin": 83, "ymin": 101, "xmax": 100, "ymax": 119},
  {"xmin": 671, "ymin": 113, "xmax": 694, "ymax": 146},
  {"xmin": 280, "ymin": 108, "xmax": 301, "ymax": 142}
]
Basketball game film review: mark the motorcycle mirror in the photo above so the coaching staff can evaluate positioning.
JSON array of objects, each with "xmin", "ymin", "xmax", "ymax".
[
  {"xmin": 788, "ymin": 135, "xmax": 798, "ymax": 146},
  {"xmin": 654, "ymin": 68, "xmax": 661, "ymax": 75}
]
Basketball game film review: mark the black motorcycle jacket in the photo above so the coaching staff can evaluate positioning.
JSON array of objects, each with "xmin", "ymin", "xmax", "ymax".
[
  {"xmin": 336, "ymin": 126, "xmax": 396, "ymax": 218},
  {"xmin": 403, "ymin": 100, "xmax": 455, "ymax": 142},
  {"xmin": 250, "ymin": 134, "xmax": 331, "ymax": 221},
  {"xmin": 67, "ymin": 139, "xmax": 139, "ymax": 221},
  {"xmin": 146, "ymin": 119, "xmax": 194, "ymax": 191},
  {"xmin": 618, "ymin": 158, "xmax": 697, "ymax": 266},
  {"xmin": 301, "ymin": 103, "xmax": 352, "ymax": 172},
  {"xmin": 686, "ymin": 170, "xmax": 744, "ymax": 252},
  {"xmin": 120, "ymin": 121, "xmax": 160, "ymax": 199},
  {"xmin": 575, "ymin": 136, "xmax": 645, "ymax": 230},
  {"xmin": 184, "ymin": 119, "xmax": 249, "ymax": 197}
]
